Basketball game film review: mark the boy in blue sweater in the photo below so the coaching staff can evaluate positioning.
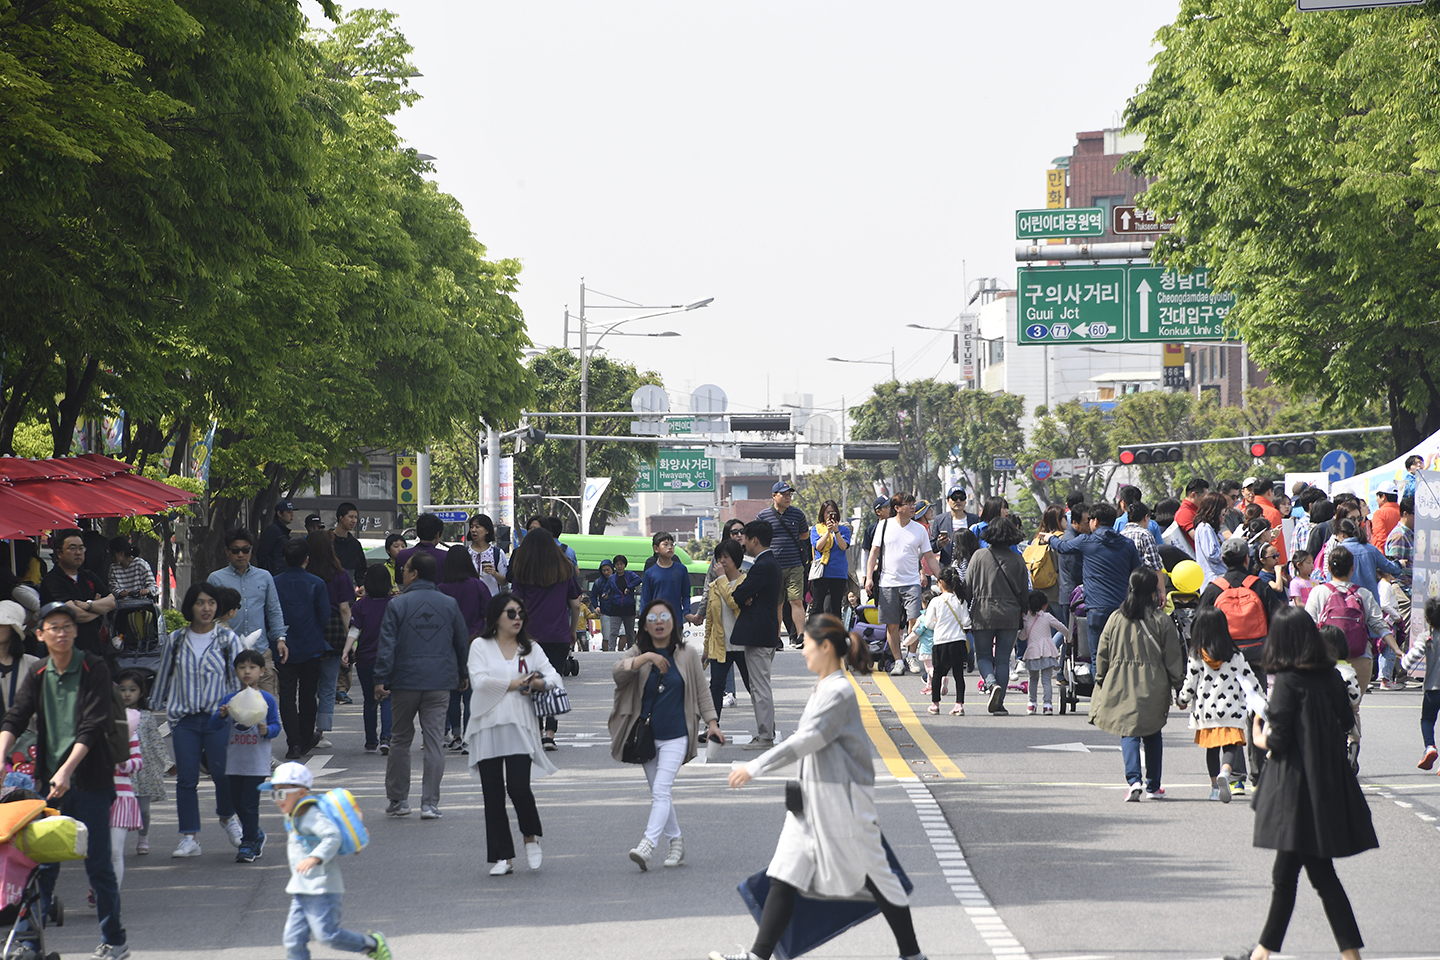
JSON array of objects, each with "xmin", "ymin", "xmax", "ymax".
[
  {"xmin": 265, "ymin": 761, "xmax": 391, "ymax": 960},
  {"xmin": 640, "ymin": 532, "xmax": 691, "ymax": 617},
  {"xmin": 212, "ymin": 649, "xmax": 281, "ymax": 863}
]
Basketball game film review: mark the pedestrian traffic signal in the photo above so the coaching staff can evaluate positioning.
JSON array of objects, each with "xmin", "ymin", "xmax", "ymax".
[
  {"xmin": 1117, "ymin": 444, "xmax": 1185, "ymax": 465},
  {"xmin": 1248, "ymin": 437, "xmax": 1317, "ymax": 458}
]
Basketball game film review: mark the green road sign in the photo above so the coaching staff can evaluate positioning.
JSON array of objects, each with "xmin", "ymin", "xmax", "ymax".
[
  {"xmin": 635, "ymin": 449, "xmax": 716, "ymax": 493},
  {"xmin": 666, "ymin": 416, "xmax": 694, "ymax": 435},
  {"xmin": 1017, "ymin": 266, "xmax": 1126, "ymax": 344},
  {"xmin": 1018, "ymin": 264, "xmax": 1235, "ymax": 345},
  {"xmin": 1015, "ymin": 207, "xmax": 1105, "ymax": 240},
  {"xmin": 1126, "ymin": 266, "xmax": 1236, "ymax": 341}
]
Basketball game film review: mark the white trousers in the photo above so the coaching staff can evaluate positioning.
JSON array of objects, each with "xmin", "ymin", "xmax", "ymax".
[{"xmin": 642, "ymin": 736, "xmax": 689, "ymax": 844}]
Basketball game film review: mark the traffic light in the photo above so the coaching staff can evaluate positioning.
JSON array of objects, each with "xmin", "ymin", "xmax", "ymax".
[
  {"xmin": 513, "ymin": 425, "xmax": 547, "ymax": 454},
  {"xmin": 842, "ymin": 444, "xmax": 902, "ymax": 461},
  {"xmin": 1117, "ymin": 443, "xmax": 1185, "ymax": 465},
  {"xmin": 738, "ymin": 443, "xmax": 798, "ymax": 460},
  {"xmin": 1248, "ymin": 436, "xmax": 1317, "ymax": 458}
]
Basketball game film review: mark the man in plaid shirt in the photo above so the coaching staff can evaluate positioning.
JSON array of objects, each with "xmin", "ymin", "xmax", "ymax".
[{"xmin": 1120, "ymin": 503, "xmax": 1168, "ymax": 589}]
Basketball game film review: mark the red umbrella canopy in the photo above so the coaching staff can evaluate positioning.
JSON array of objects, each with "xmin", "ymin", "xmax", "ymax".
[
  {"xmin": 0, "ymin": 485, "xmax": 76, "ymax": 538},
  {"xmin": 10, "ymin": 479, "xmax": 159, "ymax": 519},
  {"xmin": 105, "ymin": 472, "xmax": 195, "ymax": 506}
]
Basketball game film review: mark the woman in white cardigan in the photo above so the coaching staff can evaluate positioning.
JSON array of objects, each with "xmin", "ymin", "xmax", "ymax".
[
  {"xmin": 711, "ymin": 613, "xmax": 925, "ymax": 960},
  {"xmin": 465, "ymin": 593, "xmax": 564, "ymax": 877}
]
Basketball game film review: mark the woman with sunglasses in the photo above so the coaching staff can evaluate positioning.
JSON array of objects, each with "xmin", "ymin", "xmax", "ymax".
[
  {"xmin": 610, "ymin": 598, "xmax": 723, "ymax": 870},
  {"xmin": 466, "ymin": 594, "xmax": 563, "ymax": 876}
]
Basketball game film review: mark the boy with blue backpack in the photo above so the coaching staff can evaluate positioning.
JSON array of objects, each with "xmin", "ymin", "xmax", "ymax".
[{"xmin": 263, "ymin": 761, "xmax": 390, "ymax": 960}]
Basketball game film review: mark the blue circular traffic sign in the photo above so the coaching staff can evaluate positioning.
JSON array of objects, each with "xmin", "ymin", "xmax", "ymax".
[
  {"xmin": 1321, "ymin": 449, "xmax": 1355, "ymax": 482},
  {"xmin": 1026, "ymin": 324, "xmax": 1049, "ymax": 340},
  {"xmin": 1032, "ymin": 460, "xmax": 1053, "ymax": 481}
]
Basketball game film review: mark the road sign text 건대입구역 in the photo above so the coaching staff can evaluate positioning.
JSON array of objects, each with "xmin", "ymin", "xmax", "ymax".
[
  {"xmin": 1015, "ymin": 207, "xmax": 1105, "ymax": 240},
  {"xmin": 1126, "ymin": 266, "xmax": 1235, "ymax": 342}
]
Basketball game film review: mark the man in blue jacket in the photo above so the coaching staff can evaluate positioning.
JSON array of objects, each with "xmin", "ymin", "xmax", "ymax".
[
  {"xmin": 1048, "ymin": 503, "xmax": 1142, "ymax": 658},
  {"xmin": 272, "ymin": 539, "xmax": 330, "ymax": 760},
  {"xmin": 373, "ymin": 550, "xmax": 469, "ymax": 820}
]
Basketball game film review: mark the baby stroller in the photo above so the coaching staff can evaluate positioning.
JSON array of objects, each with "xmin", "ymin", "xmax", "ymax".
[
  {"xmin": 851, "ymin": 606, "xmax": 895, "ymax": 674},
  {"xmin": 1058, "ymin": 584, "xmax": 1094, "ymax": 715},
  {"xmin": 0, "ymin": 776, "xmax": 69, "ymax": 960}
]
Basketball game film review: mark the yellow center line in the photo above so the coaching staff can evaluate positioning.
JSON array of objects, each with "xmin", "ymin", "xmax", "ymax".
[
  {"xmin": 846, "ymin": 672, "xmax": 915, "ymax": 780},
  {"xmin": 872, "ymin": 672, "xmax": 966, "ymax": 779}
]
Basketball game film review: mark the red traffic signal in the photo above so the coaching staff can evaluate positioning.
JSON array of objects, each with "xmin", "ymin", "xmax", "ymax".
[
  {"xmin": 1118, "ymin": 444, "xmax": 1184, "ymax": 465},
  {"xmin": 1250, "ymin": 441, "xmax": 1267, "ymax": 457},
  {"xmin": 1119, "ymin": 449, "xmax": 1136, "ymax": 465},
  {"xmin": 1249, "ymin": 436, "xmax": 1317, "ymax": 458}
]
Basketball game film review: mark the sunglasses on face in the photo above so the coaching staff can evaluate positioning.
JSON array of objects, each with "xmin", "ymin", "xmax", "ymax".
[
  {"xmin": 270, "ymin": 786, "xmax": 306, "ymax": 801},
  {"xmin": 730, "ymin": 529, "xmax": 744, "ymax": 537},
  {"xmin": 503, "ymin": 608, "xmax": 525, "ymax": 620},
  {"xmin": 645, "ymin": 611, "xmax": 673, "ymax": 624},
  {"xmin": 949, "ymin": 493, "xmax": 965, "ymax": 501},
  {"xmin": 228, "ymin": 545, "xmax": 252, "ymax": 554}
]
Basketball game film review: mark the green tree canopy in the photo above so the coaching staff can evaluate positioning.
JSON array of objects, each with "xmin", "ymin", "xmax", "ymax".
[{"xmin": 1127, "ymin": 0, "xmax": 1440, "ymax": 451}]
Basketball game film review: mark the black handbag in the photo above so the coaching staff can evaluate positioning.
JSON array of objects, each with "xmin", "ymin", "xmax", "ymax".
[{"xmin": 621, "ymin": 681, "xmax": 656, "ymax": 764}]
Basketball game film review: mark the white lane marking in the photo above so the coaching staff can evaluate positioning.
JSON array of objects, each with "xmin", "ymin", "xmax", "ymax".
[
  {"xmin": 900, "ymin": 781, "xmax": 1031, "ymax": 960},
  {"xmin": 304, "ymin": 754, "xmax": 347, "ymax": 777}
]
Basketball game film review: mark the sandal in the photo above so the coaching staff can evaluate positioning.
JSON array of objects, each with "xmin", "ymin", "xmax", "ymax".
[{"xmin": 926, "ymin": 703, "xmax": 939, "ymax": 714}]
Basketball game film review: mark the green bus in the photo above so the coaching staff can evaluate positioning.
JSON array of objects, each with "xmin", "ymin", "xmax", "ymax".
[{"xmin": 558, "ymin": 533, "xmax": 709, "ymax": 596}]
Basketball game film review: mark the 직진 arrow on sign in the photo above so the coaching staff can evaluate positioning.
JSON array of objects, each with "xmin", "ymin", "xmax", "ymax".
[
  {"xmin": 1120, "ymin": 210, "xmax": 1132, "ymax": 231},
  {"xmin": 1136, "ymin": 278, "xmax": 1152, "ymax": 333}
]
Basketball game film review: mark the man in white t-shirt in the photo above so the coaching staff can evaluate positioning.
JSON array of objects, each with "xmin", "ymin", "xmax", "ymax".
[{"xmin": 865, "ymin": 493, "xmax": 939, "ymax": 674}]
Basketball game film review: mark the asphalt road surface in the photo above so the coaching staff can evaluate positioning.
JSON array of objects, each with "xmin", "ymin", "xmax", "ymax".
[{"xmin": 32, "ymin": 649, "xmax": 1440, "ymax": 959}]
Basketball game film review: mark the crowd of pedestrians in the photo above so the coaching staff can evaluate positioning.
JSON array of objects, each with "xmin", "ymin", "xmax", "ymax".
[{"xmin": 0, "ymin": 458, "xmax": 1431, "ymax": 960}]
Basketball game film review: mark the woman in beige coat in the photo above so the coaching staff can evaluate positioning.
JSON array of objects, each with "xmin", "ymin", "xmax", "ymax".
[
  {"xmin": 1091, "ymin": 567, "xmax": 1186, "ymax": 802},
  {"xmin": 610, "ymin": 598, "xmax": 724, "ymax": 870}
]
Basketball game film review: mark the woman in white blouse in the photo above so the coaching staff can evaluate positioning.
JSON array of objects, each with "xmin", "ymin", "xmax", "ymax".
[{"xmin": 465, "ymin": 593, "xmax": 563, "ymax": 876}]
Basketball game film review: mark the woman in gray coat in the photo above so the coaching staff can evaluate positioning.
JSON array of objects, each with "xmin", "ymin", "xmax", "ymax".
[
  {"xmin": 710, "ymin": 614, "xmax": 926, "ymax": 960},
  {"xmin": 965, "ymin": 516, "xmax": 1030, "ymax": 715},
  {"xmin": 1091, "ymin": 568, "xmax": 1186, "ymax": 802}
]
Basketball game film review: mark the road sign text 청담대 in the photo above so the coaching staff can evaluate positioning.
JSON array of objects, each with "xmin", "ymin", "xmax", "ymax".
[
  {"xmin": 1127, "ymin": 266, "xmax": 1235, "ymax": 342},
  {"xmin": 1016, "ymin": 207, "xmax": 1105, "ymax": 240}
]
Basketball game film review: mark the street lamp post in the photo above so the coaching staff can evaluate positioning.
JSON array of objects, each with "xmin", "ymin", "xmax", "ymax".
[
  {"xmin": 570, "ymin": 282, "xmax": 713, "ymax": 510},
  {"xmin": 826, "ymin": 350, "xmax": 896, "ymax": 380}
]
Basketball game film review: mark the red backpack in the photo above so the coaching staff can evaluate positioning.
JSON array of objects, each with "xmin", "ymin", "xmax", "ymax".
[
  {"xmin": 1318, "ymin": 583, "xmax": 1370, "ymax": 659},
  {"xmin": 1213, "ymin": 575, "xmax": 1269, "ymax": 652}
]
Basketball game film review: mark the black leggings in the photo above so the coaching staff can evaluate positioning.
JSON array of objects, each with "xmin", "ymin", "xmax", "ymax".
[
  {"xmin": 1205, "ymin": 743, "xmax": 1243, "ymax": 778},
  {"xmin": 931, "ymin": 641, "xmax": 967, "ymax": 705},
  {"xmin": 752, "ymin": 878, "xmax": 919, "ymax": 960},
  {"xmin": 708, "ymin": 652, "xmax": 751, "ymax": 722},
  {"xmin": 1259, "ymin": 851, "xmax": 1362, "ymax": 953},
  {"xmin": 477, "ymin": 754, "xmax": 543, "ymax": 863},
  {"xmin": 808, "ymin": 577, "xmax": 848, "ymax": 617}
]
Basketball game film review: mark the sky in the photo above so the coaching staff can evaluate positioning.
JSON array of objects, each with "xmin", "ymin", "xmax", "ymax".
[{"xmin": 302, "ymin": 1, "xmax": 1179, "ymax": 421}]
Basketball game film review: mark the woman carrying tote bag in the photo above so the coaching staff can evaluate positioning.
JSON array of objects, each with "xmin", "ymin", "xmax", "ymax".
[{"xmin": 465, "ymin": 593, "xmax": 563, "ymax": 877}]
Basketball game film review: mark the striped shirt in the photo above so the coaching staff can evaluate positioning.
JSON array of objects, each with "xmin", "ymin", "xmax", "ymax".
[
  {"xmin": 108, "ymin": 558, "xmax": 157, "ymax": 608},
  {"xmin": 156, "ymin": 624, "xmax": 240, "ymax": 723},
  {"xmin": 110, "ymin": 708, "xmax": 143, "ymax": 831}
]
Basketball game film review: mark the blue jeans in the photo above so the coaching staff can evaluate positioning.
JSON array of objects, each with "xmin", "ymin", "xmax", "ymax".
[
  {"xmin": 355, "ymin": 660, "xmax": 392, "ymax": 747},
  {"xmin": 973, "ymin": 629, "xmax": 1016, "ymax": 696},
  {"xmin": 1377, "ymin": 642, "xmax": 1398, "ymax": 682},
  {"xmin": 283, "ymin": 892, "xmax": 370, "ymax": 959},
  {"xmin": 446, "ymin": 687, "xmax": 472, "ymax": 738},
  {"xmin": 172, "ymin": 712, "xmax": 233, "ymax": 834},
  {"xmin": 1121, "ymin": 731, "xmax": 1164, "ymax": 792},
  {"xmin": 38, "ymin": 787, "xmax": 124, "ymax": 946},
  {"xmin": 1087, "ymin": 609, "xmax": 1114, "ymax": 662},
  {"xmin": 316, "ymin": 655, "xmax": 341, "ymax": 733}
]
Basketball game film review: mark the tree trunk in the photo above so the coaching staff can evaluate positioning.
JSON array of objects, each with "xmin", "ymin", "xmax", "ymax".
[
  {"xmin": 0, "ymin": 358, "xmax": 47, "ymax": 456},
  {"xmin": 48, "ymin": 355, "xmax": 101, "ymax": 457}
]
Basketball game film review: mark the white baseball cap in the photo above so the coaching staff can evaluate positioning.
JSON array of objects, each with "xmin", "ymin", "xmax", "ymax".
[
  {"xmin": 0, "ymin": 601, "xmax": 24, "ymax": 631},
  {"xmin": 261, "ymin": 761, "xmax": 314, "ymax": 791},
  {"xmin": 1376, "ymin": 480, "xmax": 1399, "ymax": 496},
  {"xmin": 1241, "ymin": 476, "xmax": 1258, "ymax": 488}
]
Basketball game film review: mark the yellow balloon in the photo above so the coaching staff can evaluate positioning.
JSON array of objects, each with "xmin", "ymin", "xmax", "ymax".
[
  {"xmin": 1171, "ymin": 559, "xmax": 1204, "ymax": 595},
  {"xmin": 862, "ymin": 604, "xmax": 879, "ymax": 625}
]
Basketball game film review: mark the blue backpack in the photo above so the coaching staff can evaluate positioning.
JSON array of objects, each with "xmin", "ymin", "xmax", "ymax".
[{"xmin": 290, "ymin": 789, "xmax": 370, "ymax": 856}]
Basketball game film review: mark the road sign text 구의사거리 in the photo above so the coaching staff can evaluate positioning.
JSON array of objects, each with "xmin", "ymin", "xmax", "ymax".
[{"xmin": 1018, "ymin": 264, "xmax": 1236, "ymax": 345}]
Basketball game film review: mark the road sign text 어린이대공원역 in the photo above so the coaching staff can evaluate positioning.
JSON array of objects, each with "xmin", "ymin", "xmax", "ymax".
[
  {"xmin": 1016, "ymin": 207, "xmax": 1105, "ymax": 240},
  {"xmin": 1018, "ymin": 264, "xmax": 1236, "ymax": 345},
  {"xmin": 635, "ymin": 449, "xmax": 716, "ymax": 492},
  {"xmin": 1017, "ymin": 267, "xmax": 1126, "ymax": 344}
]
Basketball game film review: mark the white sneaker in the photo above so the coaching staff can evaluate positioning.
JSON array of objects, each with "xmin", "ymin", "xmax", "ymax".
[
  {"xmin": 312, "ymin": 737, "xmax": 333, "ymax": 750},
  {"xmin": 525, "ymin": 841, "xmax": 542, "ymax": 869},
  {"xmin": 629, "ymin": 837, "xmax": 654, "ymax": 871},
  {"xmin": 663, "ymin": 836, "xmax": 684, "ymax": 867},
  {"xmin": 171, "ymin": 836, "xmax": 202, "ymax": 858},
  {"xmin": 889, "ymin": 659, "xmax": 907, "ymax": 676},
  {"xmin": 489, "ymin": 860, "xmax": 513, "ymax": 876},
  {"xmin": 220, "ymin": 814, "xmax": 244, "ymax": 848},
  {"xmin": 1124, "ymin": 783, "xmax": 1142, "ymax": 803},
  {"xmin": 722, "ymin": 693, "xmax": 737, "ymax": 708},
  {"xmin": 420, "ymin": 805, "xmax": 443, "ymax": 820}
]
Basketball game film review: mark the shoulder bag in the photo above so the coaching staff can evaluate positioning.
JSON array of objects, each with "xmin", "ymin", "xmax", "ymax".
[
  {"xmin": 775, "ymin": 509, "xmax": 812, "ymax": 568},
  {"xmin": 621, "ymin": 666, "xmax": 657, "ymax": 764},
  {"xmin": 871, "ymin": 519, "xmax": 891, "ymax": 581}
]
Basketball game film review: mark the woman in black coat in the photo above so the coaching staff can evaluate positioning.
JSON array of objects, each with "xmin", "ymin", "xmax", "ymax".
[{"xmin": 1227, "ymin": 607, "xmax": 1376, "ymax": 960}]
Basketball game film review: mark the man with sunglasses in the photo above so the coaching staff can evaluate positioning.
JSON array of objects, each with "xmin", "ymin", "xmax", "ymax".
[
  {"xmin": 209, "ymin": 528, "xmax": 287, "ymax": 699},
  {"xmin": 929, "ymin": 487, "xmax": 979, "ymax": 568}
]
